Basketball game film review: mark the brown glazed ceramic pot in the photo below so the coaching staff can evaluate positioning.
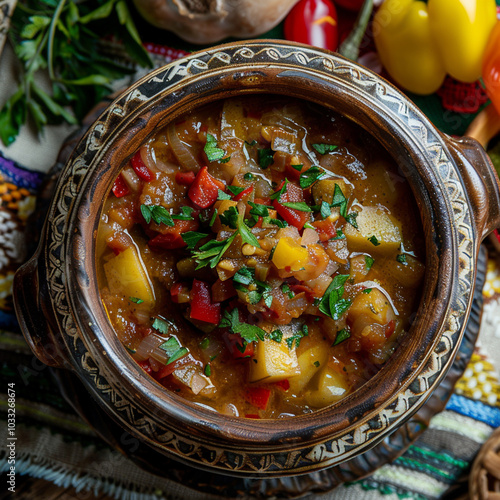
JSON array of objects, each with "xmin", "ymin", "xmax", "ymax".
[{"xmin": 13, "ymin": 41, "xmax": 500, "ymax": 479}]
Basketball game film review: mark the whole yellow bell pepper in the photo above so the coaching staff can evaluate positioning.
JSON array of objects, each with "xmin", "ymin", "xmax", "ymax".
[{"xmin": 373, "ymin": 0, "xmax": 497, "ymax": 95}]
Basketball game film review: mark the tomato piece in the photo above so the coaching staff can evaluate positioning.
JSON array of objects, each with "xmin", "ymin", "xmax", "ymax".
[
  {"xmin": 111, "ymin": 174, "xmax": 130, "ymax": 197},
  {"xmin": 244, "ymin": 387, "xmax": 271, "ymax": 410},
  {"xmin": 312, "ymin": 218, "xmax": 338, "ymax": 241},
  {"xmin": 284, "ymin": 0, "xmax": 338, "ymax": 52},
  {"xmin": 148, "ymin": 219, "xmax": 199, "ymax": 250},
  {"xmin": 272, "ymin": 181, "xmax": 311, "ymax": 230},
  {"xmin": 188, "ymin": 166, "xmax": 225, "ymax": 209},
  {"xmin": 190, "ymin": 279, "xmax": 221, "ymax": 324},
  {"xmin": 175, "ymin": 171, "xmax": 196, "ymax": 186},
  {"xmin": 131, "ymin": 151, "xmax": 154, "ymax": 182},
  {"xmin": 233, "ymin": 185, "xmax": 254, "ymax": 201}
]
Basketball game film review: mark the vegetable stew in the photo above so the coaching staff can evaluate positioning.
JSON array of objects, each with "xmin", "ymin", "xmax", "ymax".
[{"xmin": 97, "ymin": 96, "xmax": 425, "ymax": 418}]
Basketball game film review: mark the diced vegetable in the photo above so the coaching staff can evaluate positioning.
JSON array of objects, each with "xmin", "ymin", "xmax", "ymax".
[
  {"xmin": 288, "ymin": 345, "xmax": 327, "ymax": 393},
  {"xmin": 103, "ymin": 247, "xmax": 155, "ymax": 308},
  {"xmin": 312, "ymin": 178, "xmax": 352, "ymax": 205},
  {"xmin": 272, "ymin": 237, "xmax": 308, "ymax": 271},
  {"xmin": 112, "ymin": 174, "xmax": 130, "ymax": 198},
  {"xmin": 305, "ymin": 367, "xmax": 349, "ymax": 407},
  {"xmin": 175, "ymin": 171, "xmax": 196, "ymax": 186},
  {"xmin": 272, "ymin": 181, "xmax": 311, "ymax": 230},
  {"xmin": 188, "ymin": 166, "xmax": 225, "ymax": 208},
  {"xmin": 249, "ymin": 338, "xmax": 300, "ymax": 383},
  {"xmin": 190, "ymin": 279, "xmax": 221, "ymax": 324},
  {"xmin": 344, "ymin": 206, "xmax": 402, "ymax": 255},
  {"xmin": 131, "ymin": 151, "xmax": 154, "ymax": 182},
  {"xmin": 244, "ymin": 387, "xmax": 271, "ymax": 410}
]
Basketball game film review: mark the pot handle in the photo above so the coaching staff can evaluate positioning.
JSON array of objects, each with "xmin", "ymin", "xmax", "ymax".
[
  {"xmin": 13, "ymin": 254, "xmax": 69, "ymax": 369},
  {"xmin": 444, "ymin": 135, "xmax": 500, "ymax": 240}
]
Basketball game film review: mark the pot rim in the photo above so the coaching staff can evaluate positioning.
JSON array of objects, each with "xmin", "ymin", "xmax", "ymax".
[{"xmin": 35, "ymin": 40, "xmax": 476, "ymax": 475}]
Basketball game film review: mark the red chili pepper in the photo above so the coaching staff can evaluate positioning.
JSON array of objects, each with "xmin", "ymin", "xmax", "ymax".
[
  {"xmin": 111, "ymin": 174, "xmax": 130, "ymax": 197},
  {"xmin": 233, "ymin": 185, "xmax": 254, "ymax": 201},
  {"xmin": 190, "ymin": 279, "xmax": 221, "ymax": 325},
  {"xmin": 188, "ymin": 166, "xmax": 226, "ymax": 209},
  {"xmin": 244, "ymin": 387, "xmax": 271, "ymax": 410},
  {"xmin": 131, "ymin": 151, "xmax": 154, "ymax": 182},
  {"xmin": 148, "ymin": 219, "xmax": 199, "ymax": 250},
  {"xmin": 272, "ymin": 181, "xmax": 311, "ymax": 230},
  {"xmin": 483, "ymin": 21, "xmax": 500, "ymax": 113},
  {"xmin": 284, "ymin": 0, "xmax": 338, "ymax": 52},
  {"xmin": 175, "ymin": 171, "xmax": 196, "ymax": 186}
]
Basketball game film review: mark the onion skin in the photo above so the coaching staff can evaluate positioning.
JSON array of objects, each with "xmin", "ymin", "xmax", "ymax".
[{"xmin": 132, "ymin": 0, "xmax": 299, "ymax": 44}]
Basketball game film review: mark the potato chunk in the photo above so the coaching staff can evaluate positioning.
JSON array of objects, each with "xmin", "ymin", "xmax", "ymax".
[
  {"xmin": 344, "ymin": 206, "xmax": 402, "ymax": 255},
  {"xmin": 249, "ymin": 339, "xmax": 300, "ymax": 383},
  {"xmin": 288, "ymin": 345, "xmax": 327, "ymax": 393},
  {"xmin": 103, "ymin": 247, "xmax": 155, "ymax": 307},
  {"xmin": 305, "ymin": 367, "xmax": 349, "ymax": 407},
  {"xmin": 312, "ymin": 178, "xmax": 352, "ymax": 205}
]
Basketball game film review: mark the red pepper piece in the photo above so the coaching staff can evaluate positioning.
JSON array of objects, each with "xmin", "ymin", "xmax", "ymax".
[
  {"xmin": 170, "ymin": 282, "xmax": 191, "ymax": 303},
  {"xmin": 175, "ymin": 171, "xmax": 196, "ymax": 186},
  {"xmin": 284, "ymin": 0, "xmax": 338, "ymax": 52},
  {"xmin": 273, "ymin": 379, "xmax": 290, "ymax": 392},
  {"xmin": 244, "ymin": 387, "xmax": 271, "ymax": 410},
  {"xmin": 155, "ymin": 355, "xmax": 192, "ymax": 380},
  {"xmin": 131, "ymin": 151, "xmax": 154, "ymax": 182},
  {"xmin": 190, "ymin": 279, "xmax": 221, "ymax": 325},
  {"xmin": 188, "ymin": 166, "xmax": 225, "ymax": 209},
  {"xmin": 312, "ymin": 218, "xmax": 338, "ymax": 241},
  {"xmin": 225, "ymin": 333, "xmax": 255, "ymax": 359},
  {"xmin": 111, "ymin": 174, "xmax": 130, "ymax": 198},
  {"xmin": 148, "ymin": 219, "xmax": 199, "ymax": 250},
  {"xmin": 233, "ymin": 185, "xmax": 254, "ymax": 201},
  {"xmin": 272, "ymin": 181, "xmax": 311, "ymax": 230}
]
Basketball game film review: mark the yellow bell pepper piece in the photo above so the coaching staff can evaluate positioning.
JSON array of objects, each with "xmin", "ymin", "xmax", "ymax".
[
  {"xmin": 272, "ymin": 237, "xmax": 308, "ymax": 271},
  {"xmin": 373, "ymin": 0, "xmax": 497, "ymax": 95}
]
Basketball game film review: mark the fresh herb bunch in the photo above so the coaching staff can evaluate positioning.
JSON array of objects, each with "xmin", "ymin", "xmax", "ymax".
[{"xmin": 1, "ymin": 0, "xmax": 152, "ymax": 146}]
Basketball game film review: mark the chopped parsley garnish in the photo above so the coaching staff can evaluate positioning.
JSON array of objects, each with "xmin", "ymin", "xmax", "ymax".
[
  {"xmin": 140, "ymin": 204, "xmax": 174, "ymax": 226},
  {"xmin": 152, "ymin": 317, "xmax": 170, "ymax": 335},
  {"xmin": 129, "ymin": 297, "xmax": 144, "ymax": 304},
  {"xmin": 159, "ymin": 337, "xmax": 188, "ymax": 365},
  {"xmin": 258, "ymin": 148, "xmax": 274, "ymax": 169},
  {"xmin": 282, "ymin": 283, "xmax": 295, "ymax": 299},
  {"xmin": 368, "ymin": 235, "xmax": 380, "ymax": 246},
  {"xmin": 345, "ymin": 211, "xmax": 358, "ymax": 228},
  {"xmin": 363, "ymin": 288, "xmax": 372, "ymax": 294},
  {"xmin": 280, "ymin": 201, "xmax": 313, "ymax": 212},
  {"xmin": 299, "ymin": 166, "xmax": 324, "ymax": 189},
  {"xmin": 269, "ymin": 218, "xmax": 288, "ymax": 228},
  {"xmin": 312, "ymin": 143, "xmax": 338, "ymax": 155},
  {"xmin": 181, "ymin": 231, "xmax": 209, "ymax": 249},
  {"xmin": 313, "ymin": 361, "xmax": 320, "ymax": 367},
  {"xmin": 199, "ymin": 338, "xmax": 210, "ymax": 349},
  {"xmin": 220, "ymin": 308, "xmax": 266, "ymax": 344},
  {"xmin": 209, "ymin": 210, "xmax": 217, "ymax": 227},
  {"xmin": 270, "ymin": 179, "xmax": 288, "ymax": 201},
  {"xmin": 191, "ymin": 207, "xmax": 259, "ymax": 268},
  {"xmin": 217, "ymin": 189, "xmax": 232, "ymax": 200},
  {"xmin": 286, "ymin": 324, "xmax": 309, "ymax": 350},
  {"xmin": 248, "ymin": 201, "xmax": 270, "ymax": 218},
  {"xmin": 365, "ymin": 255, "xmax": 374, "ymax": 270},
  {"xmin": 331, "ymin": 229, "xmax": 346, "ymax": 240},
  {"xmin": 332, "ymin": 328, "xmax": 350, "ymax": 346},
  {"xmin": 318, "ymin": 274, "xmax": 351, "ymax": 320},
  {"xmin": 292, "ymin": 164, "xmax": 304, "ymax": 172},
  {"xmin": 268, "ymin": 329, "xmax": 283, "ymax": 343},
  {"xmin": 204, "ymin": 133, "xmax": 229, "ymax": 162},
  {"xmin": 233, "ymin": 267, "xmax": 272, "ymax": 307},
  {"xmin": 320, "ymin": 201, "xmax": 331, "ymax": 219},
  {"xmin": 397, "ymin": 253, "xmax": 407, "ymax": 264},
  {"xmin": 204, "ymin": 364, "xmax": 212, "ymax": 376},
  {"xmin": 331, "ymin": 184, "xmax": 348, "ymax": 218},
  {"xmin": 233, "ymin": 267, "xmax": 255, "ymax": 286},
  {"xmin": 171, "ymin": 206, "xmax": 194, "ymax": 221},
  {"xmin": 227, "ymin": 185, "xmax": 246, "ymax": 196}
]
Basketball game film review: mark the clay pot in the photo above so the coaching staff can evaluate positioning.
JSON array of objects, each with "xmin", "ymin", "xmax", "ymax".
[{"xmin": 13, "ymin": 41, "xmax": 500, "ymax": 481}]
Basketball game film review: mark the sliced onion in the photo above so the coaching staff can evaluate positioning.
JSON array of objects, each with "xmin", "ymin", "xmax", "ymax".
[
  {"xmin": 307, "ymin": 273, "xmax": 333, "ymax": 296},
  {"xmin": 140, "ymin": 144, "xmax": 177, "ymax": 174},
  {"xmin": 166, "ymin": 123, "xmax": 200, "ymax": 172},
  {"xmin": 276, "ymin": 226, "xmax": 300, "ymax": 240},
  {"xmin": 324, "ymin": 259, "xmax": 339, "ymax": 276},
  {"xmin": 173, "ymin": 366, "xmax": 212, "ymax": 395},
  {"xmin": 120, "ymin": 165, "xmax": 141, "ymax": 192},
  {"xmin": 135, "ymin": 333, "xmax": 164, "ymax": 362},
  {"xmin": 301, "ymin": 228, "xmax": 320, "ymax": 246}
]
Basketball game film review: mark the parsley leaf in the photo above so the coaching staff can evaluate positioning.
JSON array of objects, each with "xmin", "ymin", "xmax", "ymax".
[
  {"xmin": 233, "ymin": 267, "xmax": 255, "ymax": 286},
  {"xmin": 331, "ymin": 184, "xmax": 348, "ymax": 218},
  {"xmin": 331, "ymin": 229, "xmax": 345, "ymax": 240},
  {"xmin": 268, "ymin": 329, "xmax": 283, "ymax": 343},
  {"xmin": 227, "ymin": 185, "xmax": 246, "ymax": 196},
  {"xmin": 345, "ymin": 211, "xmax": 358, "ymax": 228},
  {"xmin": 181, "ymin": 231, "xmax": 209, "ymax": 249},
  {"xmin": 319, "ymin": 274, "xmax": 351, "ymax": 320},
  {"xmin": 141, "ymin": 204, "xmax": 174, "ymax": 226},
  {"xmin": 152, "ymin": 317, "xmax": 170, "ymax": 335},
  {"xmin": 365, "ymin": 255, "xmax": 374, "ymax": 270},
  {"xmin": 285, "ymin": 325, "xmax": 309, "ymax": 350},
  {"xmin": 396, "ymin": 254, "xmax": 407, "ymax": 264},
  {"xmin": 220, "ymin": 309, "xmax": 266, "ymax": 343},
  {"xmin": 171, "ymin": 206, "xmax": 194, "ymax": 220},
  {"xmin": 129, "ymin": 297, "xmax": 144, "ymax": 304},
  {"xmin": 204, "ymin": 134, "xmax": 228, "ymax": 162},
  {"xmin": 191, "ymin": 234, "xmax": 237, "ymax": 269},
  {"xmin": 280, "ymin": 201, "xmax": 313, "ymax": 212},
  {"xmin": 299, "ymin": 166, "xmax": 324, "ymax": 189},
  {"xmin": 258, "ymin": 148, "xmax": 274, "ymax": 169},
  {"xmin": 320, "ymin": 201, "xmax": 331, "ymax": 219},
  {"xmin": 312, "ymin": 143, "xmax": 338, "ymax": 155},
  {"xmin": 217, "ymin": 189, "xmax": 232, "ymax": 200},
  {"xmin": 159, "ymin": 337, "xmax": 189, "ymax": 364},
  {"xmin": 270, "ymin": 179, "xmax": 288, "ymax": 201},
  {"xmin": 248, "ymin": 201, "xmax": 270, "ymax": 218},
  {"xmin": 332, "ymin": 328, "xmax": 350, "ymax": 346},
  {"xmin": 368, "ymin": 235, "xmax": 380, "ymax": 246},
  {"xmin": 219, "ymin": 206, "xmax": 239, "ymax": 229}
]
